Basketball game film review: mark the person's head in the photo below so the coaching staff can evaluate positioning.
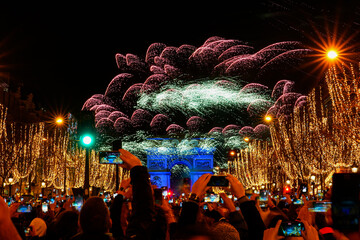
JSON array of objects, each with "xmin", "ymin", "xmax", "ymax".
[
  {"xmin": 151, "ymin": 205, "xmax": 168, "ymax": 240},
  {"xmin": 29, "ymin": 218, "xmax": 47, "ymax": 238},
  {"xmin": 55, "ymin": 210, "xmax": 79, "ymax": 239},
  {"xmin": 212, "ymin": 221, "xmax": 240, "ymax": 240},
  {"xmin": 174, "ymin": 224, "xmax": 217, "ymax": 240},
  {"xmin": 79, "ymin": 197, "xmax": 112, "ymax": 234}
]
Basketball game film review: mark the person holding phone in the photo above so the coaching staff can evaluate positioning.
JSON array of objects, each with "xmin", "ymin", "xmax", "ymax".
[
  {"xmin": 226, "ymin": 174, "xmax": 266, "ymax": 240},
  {"xmin": 109, "ymin": 178, "xmax": 132, "ymax": 239},
  {"xmin": 263, "ymin": 219, "xmax": 319, "ymax": 240},
  {"xmin": 117, "ymin": 149, "xmax": 155, "ymax": 239},
  {"xmin": 0, "ymin": 196, "xmax": 22, "ymax": 240},
  {"xmin": 219, "ymin": 192, "xmax": 249, "ymax": 240},
  {"xmin": 173, "ymin": 173, "xmax": 266, "ymax": 240}
]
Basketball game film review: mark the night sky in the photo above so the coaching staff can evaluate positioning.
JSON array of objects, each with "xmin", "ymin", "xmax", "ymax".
[{"xmin": 0, "ymin": 1, "xmax": 359, "ymax": 114}]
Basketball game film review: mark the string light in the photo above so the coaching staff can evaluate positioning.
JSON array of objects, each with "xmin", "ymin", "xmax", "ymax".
[{"xmin": 0, "ymin": 104, "xmax": 126, "ymax": 192}]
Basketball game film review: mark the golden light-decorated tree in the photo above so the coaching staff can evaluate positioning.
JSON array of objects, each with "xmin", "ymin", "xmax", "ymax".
[{"xmin": 234, "ymin": 139, "xmax": 279, "ymax": 188}]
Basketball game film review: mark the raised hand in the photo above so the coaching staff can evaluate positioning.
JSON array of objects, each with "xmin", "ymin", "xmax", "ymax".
[
  {"xmin": 226, "ymin": 174, "xmax": 245, "ymax": 199},
  {"xmin": 191, "ymin": 173, "xmax": 211, "ymax": 198},
  {"xmin": 302, "ymin": 221, "xmax": 320, "ymax": 240},
  {"xmin": 219, "ymin": 192, "xmax": 236, "ymax": 212},
  {"xmin": 0, "ymin": 196, "xmax": 22, "ymax": 240},
  {"xmin": 119, "ymin": 149, "xmax": 142, "ymax": 170},
  {"xmin": 263, "ymin": 219, "xmax": 284, "ymax": 240}
]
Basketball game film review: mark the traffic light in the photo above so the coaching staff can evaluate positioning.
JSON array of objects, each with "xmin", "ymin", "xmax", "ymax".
[
  {"xmin": 80, "ymin": 134, "xmax": 94, "ymax": 147},
  {"xmin": 76, "ymin": 111, "xmax": 96, "ymax": 148},
  {"xmin": 283, "ymin": 186, "xmax": 291, "ymax": 195}
]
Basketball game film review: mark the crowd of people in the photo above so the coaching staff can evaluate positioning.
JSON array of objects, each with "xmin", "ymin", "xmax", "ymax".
[{"xmin": 0, "ymin": 149, "xmax": 359, "ymax": 240}]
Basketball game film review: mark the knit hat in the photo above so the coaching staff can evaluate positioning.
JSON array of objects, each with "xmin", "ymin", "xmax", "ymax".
[
  {"xmin": 29, "ymin": 218, "xmax": 47, "ymax": 237},
  {"xmin": 212, "ymin": 221, "xmax": 240, "ymax": 240}
]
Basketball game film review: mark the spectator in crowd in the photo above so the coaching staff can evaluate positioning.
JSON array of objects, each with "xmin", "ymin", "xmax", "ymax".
[
  {"xmin": 71, "ymin": 197, "xmax": 112, "ymax": 240},
  {"xmin": 1, "ymin": 149, "xmax": 360, "ymax": 240},
  {"xmin": 27, "ymin": 218, "xmax": 47, "ymax": 240}
]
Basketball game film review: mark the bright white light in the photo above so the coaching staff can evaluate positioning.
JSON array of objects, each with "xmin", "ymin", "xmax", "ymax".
[
  {"xmin": 83, "ymin": 136, "xmax": 92, "ymax": 145},
  {"xmin": 327, "ymin": 50, "xmax": 338, "ymax": 59}
]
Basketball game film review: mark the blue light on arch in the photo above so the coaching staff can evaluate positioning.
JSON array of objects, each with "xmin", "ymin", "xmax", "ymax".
[{"xmin": 146, "ymin": 138, "xmax": 215, "ymax": 189}]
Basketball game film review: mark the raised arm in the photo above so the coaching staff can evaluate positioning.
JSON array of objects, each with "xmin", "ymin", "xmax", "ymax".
[
  {"xmin": 119, "ymin": 149, "xmax": 155, "ymax": 239},
  {"xmin": 0, "ymin": 196, "xmax": 22, "ymax": 240}
]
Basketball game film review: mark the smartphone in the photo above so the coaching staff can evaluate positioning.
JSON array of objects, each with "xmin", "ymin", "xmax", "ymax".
[
  {"xmin": 154, "ymin": 189, "xmax": 163, "ymax": 205},
  {"xmin": 332, "ymin": 173, "xmax": 360, "ymax": 232},
  {"xmin": 207, "ymin": 176, "xmax": 229, "ymax": 187},
  {"xmin": 260, "ymin": 190, "xmax": 269, "ymax": 201},
  {"xmin": 308, "ymin": 201, "xmax": 331, "ymax": 212},
  {"xmin": 278, "ymin": 222, "xmax": 304, "ymax": 237},
  {"xmin": 72, "ymin": 195, "xmax": 83, "ymax": 212},
  {"xmin": 99, "ymin": 151, "xmax": 123, "ymax": 164},
  {"xmin": 300, "ymin": 183, "xmax": 308, "ymax": 193},
  {"xmin": 204, "ymin": 193, "xmax": 220, "ymax": 202},
  {"xmin": 17, "ymin": 204, "xmax": 33, "ymax": 213},
  {"xmin": 42, "ymin": 203, "xmax": 48, "ymax": 213},
  {"xmin": 259, "ymin": 201, "xmax": 268, "ymax": 208},
  {"xmin": 203, "ymin": 204, "xmax": 208, "ymax": 210},
  {"xmin": 280, "ymin": 196, "xmax": 287, "ymax": 201},
  {"xmin": 24, "ymin": 227, "xmax": 32, "ymax": 236},
  {"xmin": 293, "ymin": 199, "xmax": 304, "ymax": 205}
]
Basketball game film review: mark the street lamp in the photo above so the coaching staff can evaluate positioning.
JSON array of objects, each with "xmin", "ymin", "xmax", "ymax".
[
  {"xmin": 244, "ymin": 137, "xmax": 250, "ymax": 143},
  {"xmin": 55, "ymin": 116, "xmax": 64, "ymax": 125},
  {"xmin": 327, "ymin": 50, "xmax": 338, "ymax": 60},
  {"xmin": 310, "ymin": 175, "xmax": 316, "ymax": 199},
  {"xmin": 351, "ymin": 163, "xmax": 358, "ymax": 173},
  {"xmin": 228, "ymin": 150, "xmax": 237, "ymax": 174},
  {"xmin": 229, "ymin": 150, "xmax": 236, "ymax": 157},
  {"xmin": 8, "ymin": 176, "xmax": 13, "ymax": 197},
  {"xmin": 41, "ymin": 181, "xmax": 46, "ymax": 196},
  {"xmin": 54, "ymin": 116, "xmax": 67, "ymax": 195},
  {"xmin": 264, "ymin": 115, "xmax": 272, "ymax": 123}
]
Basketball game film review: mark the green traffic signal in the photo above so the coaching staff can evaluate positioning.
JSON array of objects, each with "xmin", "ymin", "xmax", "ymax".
[{"xmin": 80, "ymin": 134, "xmax": 94, "ymax": 147}]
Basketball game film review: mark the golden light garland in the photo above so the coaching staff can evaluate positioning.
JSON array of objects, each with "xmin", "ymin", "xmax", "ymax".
[
  {"xmin": 269, "ymin": 64, "xmax": 360, "ymax": 187},
  {"xmin": 234, "ymin": 140, "xmax": 278, "ymax": 188},
  {"xmin": 0, "ymin": 104, "xmax": 126, "ymax": 193}
]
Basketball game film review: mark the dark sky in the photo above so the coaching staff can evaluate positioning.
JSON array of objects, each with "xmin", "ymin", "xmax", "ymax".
[{"xmin": 0, "ymin": 1, "xmax": 359, "ymax": 114}]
